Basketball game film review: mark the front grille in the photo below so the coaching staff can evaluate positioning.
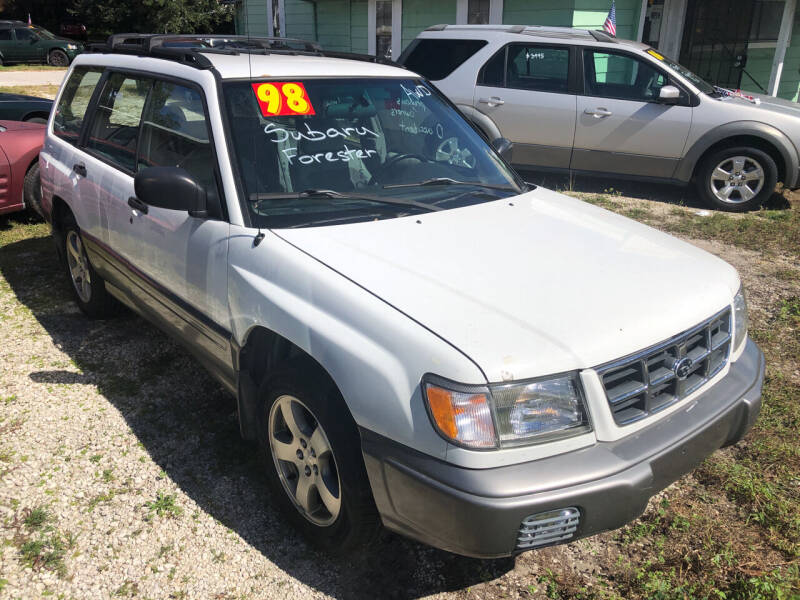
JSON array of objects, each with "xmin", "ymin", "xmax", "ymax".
[
  {"xmin": 516, "ymin": 507, "xmax": 580, "ymax": 550},
  {"xmin": 597, "ymin": 308, "xmax": 732, "ymax": 425}
]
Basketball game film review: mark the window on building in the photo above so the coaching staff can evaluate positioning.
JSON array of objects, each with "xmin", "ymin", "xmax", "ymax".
[
  {"xmin": 376, "ymin": 0, "xmax": 392, "ymax": 59},
  {"xmin": 401, "ymin": 39, "xmax": 488, "ymax": 80},
  {"xmin": 583, "ymin": 50, "xmax": 667, "ymax": 101},
  {"xmin": 750, "ymin": 0, "xmax": 783, "ymax": 41},
  {"xmin": 468, "ymin": 0, "xmax": 490, "ymax": 24}
]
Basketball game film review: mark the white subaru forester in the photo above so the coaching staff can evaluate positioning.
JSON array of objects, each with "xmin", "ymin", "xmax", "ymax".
[{"xmin": 39, "ymin": 34, "xmax": 763, "ymax": 558}]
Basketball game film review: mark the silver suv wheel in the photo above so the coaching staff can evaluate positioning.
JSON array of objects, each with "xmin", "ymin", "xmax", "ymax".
[
  {"xmin": 709, "ymin": 156, "xmax": 765, "ymax": 205},
  {"xmin": 268, "ymin": 394, "xmax": 341, "ymax": 526},
  {"xmin": 66, "ymin": 230, "xmax": 92, "ymax": 303}
]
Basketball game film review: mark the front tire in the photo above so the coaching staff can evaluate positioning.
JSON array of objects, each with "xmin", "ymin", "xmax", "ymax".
[
  {"xmin": 257, "ymin": 362, "xmax": 380, "ymax": 554},
  {"xmin": 23, "ymin": 162, "xmax": 43, "ymax": 219},
  {"xmin": 48, "ymin": 49, "xmax": 69, "ymax": 67},
  {"xmin": 696, "ymin": 146, "xmax": 777, "ymax": 212},
  {"xmin": 60, "ymin": 216, "xmax": 116, "ymax": 318}
]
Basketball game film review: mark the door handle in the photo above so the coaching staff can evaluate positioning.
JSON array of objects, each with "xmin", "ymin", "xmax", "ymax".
[
  {"xmin": 478, "ymin": 96, "xmax": 505, "ymax": 107},
  {"xmin": 127, "ymin": 196, "xmax": 149, "ymax": 215},
  {"xmin": 72, "ymin": 163, "xmax": 87, "ymax": 177},
  {"xmin": 584, "ymin": 107, "xmax": 613, "ymax": 118}
]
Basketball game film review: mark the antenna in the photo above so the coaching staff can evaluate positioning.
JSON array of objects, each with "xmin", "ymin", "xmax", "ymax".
[{"xmin": 244, "ymin": 1, "xmax": 265, "ymax": 247}]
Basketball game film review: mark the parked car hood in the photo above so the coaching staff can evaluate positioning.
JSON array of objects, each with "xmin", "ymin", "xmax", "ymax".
[
  {"xmin": 0, "ymin": 92, "xmax": 52, "ymax": 104},
  {"xmin": 275, "ymin": 188, "xmax": 740, "ymax": 382},
  {"xmin": 0, "ymin": 120, "xmax": 45, "ymax": 132},
  {"xmin": 721, "ymin": 92, "xmax": 800, "ymax": 118}
]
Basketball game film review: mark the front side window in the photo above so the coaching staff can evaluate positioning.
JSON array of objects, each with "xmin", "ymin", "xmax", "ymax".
[
  {"xmin": 401, "ymin": 39, "xmax": 488, "ymax": 81},
  {"xmin": 583, "ymin": 50, "xmax": 667, "ymax": 101},
  {"xmin": 14, "ymin": 28, "xmax": 38, "ymax": 42},
  {"xmin": 86, "ymin": 73, "xmax": 151, "ymax": 172},
  {"xmin": 53, "ymin": 66, "xmax": 103, "ymax": 145},
  {"xmin": 224, "ymin": 78, "xmax": 521, "ymax": 228},
  {"xmin": 138, "ymin": 81, "xmax": 218, "ymax": 206}
]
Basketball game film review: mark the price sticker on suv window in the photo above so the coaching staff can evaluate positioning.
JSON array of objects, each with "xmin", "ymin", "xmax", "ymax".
[{"xmin": 252, "ymin": 82, "xmax": 316, "ymax": 117}]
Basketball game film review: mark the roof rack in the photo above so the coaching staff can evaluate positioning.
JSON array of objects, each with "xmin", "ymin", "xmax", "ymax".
[
  {"xmin": 589, "ymin": 29, "xmax": 617, "ymax": 43},
  {"xmin": 88, "ymin": 33, "xmax": 404, "ymax": 70}
]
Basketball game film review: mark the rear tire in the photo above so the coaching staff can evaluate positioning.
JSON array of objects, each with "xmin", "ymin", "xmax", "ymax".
[
  {"xmin": 48, "ymin": 49, "xmax": 69, "ymax": 67},
  {"xmin": 696, "ymin": 146, "xmax": 777, "ymax": 212},
  {"xmin": 59, "ymin": 215, "xmax": 117, "ymax": 318},
  {"xmin": 23, "ymin": 162, "xmax": 43, "ymax": 219},
  {"xmin": 257, "ymin": 360, "xmax": 380, "ymax": 554}
]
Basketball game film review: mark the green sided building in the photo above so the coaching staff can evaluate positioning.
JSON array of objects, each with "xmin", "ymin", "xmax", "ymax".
[{"xmin": 235, "ymin": 0, "xmax": 800, "ymax": 101}]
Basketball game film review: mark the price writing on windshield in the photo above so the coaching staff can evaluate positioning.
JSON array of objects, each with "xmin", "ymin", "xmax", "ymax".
[{"xmin": 252, "ymin": 82, "xmax": 316, "ymax": 117}]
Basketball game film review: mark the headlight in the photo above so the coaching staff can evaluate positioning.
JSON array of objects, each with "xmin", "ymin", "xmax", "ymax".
[
  {"xmin": 67, "ymin": 44, "xmax": 77, "ymax": 50},
  {"xmin": 423, "ymin": 373, "xmax": 590, "ymax": 449},
  {"xmin": 733, "ymin": 285, "xmax": 748, "ymax": 351}
]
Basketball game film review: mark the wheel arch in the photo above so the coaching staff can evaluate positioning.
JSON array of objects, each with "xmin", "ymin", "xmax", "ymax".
[
  {"xmin": 22, "ymin": 111, "xmax": 50, "ymax": 123},
  {"xmin": 236, "ymin": 324, "xmax": 343, "ymax": 441},
  {"xmin": 677, "ymin": 122, "xmax": 797, "ymax": 186}
]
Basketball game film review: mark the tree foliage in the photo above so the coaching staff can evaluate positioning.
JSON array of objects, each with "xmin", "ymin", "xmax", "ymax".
[{"xmin": 1, "ymin": 0, "xmax": 234, "ymax": 39}]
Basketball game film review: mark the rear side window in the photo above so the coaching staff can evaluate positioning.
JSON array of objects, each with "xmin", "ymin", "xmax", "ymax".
[
  {"xmin": 479, "ymin": 44, "xmax": 570, "ymax": 93},
  {"xmin": 401, "ymin": 38, "xmax": 487, "ymax": 80},
  {"xmin": 53, "ymin": 67, "xmax": 103, "ymax": 145},
  {"xmin": 138, "ymin": 81, "xmax": 219, "ymax": 206},
  {"xmin": 0, "ymin": 30, "xmax": 11, "ymax": 40},
  {"xmin": 86, "ymin": 73, "xmax": 151, "ymax": 172}
]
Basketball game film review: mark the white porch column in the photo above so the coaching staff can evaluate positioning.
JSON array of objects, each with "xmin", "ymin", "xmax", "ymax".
[
  {"xmin": 391, "ymin": 0, "xmax": 403, "ymax": 59},
  {"xmin": 368, "ymin": 0, "xmax": 376, "ymax": 54},
  {"xmin": 456, "ymin": 0, "xmax": 468, "ymax": 24},
  {"xmin": 659, "ymin": 0, "xmax": 687, "ymax": 59},
  {"xmin": 768, "ymin": 0, "xmax": 797, "ymax": 96},
  {"xmin": 637, "ymin": 0, "xmax": 647, "ymax": 42},
  {"xmin": 489, "ymin": 0, "xmax": 503, "ymax": 24}
]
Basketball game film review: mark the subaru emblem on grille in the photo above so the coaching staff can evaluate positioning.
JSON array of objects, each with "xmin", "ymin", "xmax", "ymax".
[{"xmin": 674, "ymin": 357, "xmax": 693, "ymax": 380}]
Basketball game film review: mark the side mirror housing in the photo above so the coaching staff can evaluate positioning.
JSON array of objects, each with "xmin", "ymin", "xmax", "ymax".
[
  {"xmin": 491, "ymin": 137, "xmax": 513, "ymax": 161},
  {"xmin": 134, "ymin": 166, "xmax": 207, "ymax": 217},
  {"xmin": 659, "ymin": 85, "xmax": 681, "ymax": 104}
]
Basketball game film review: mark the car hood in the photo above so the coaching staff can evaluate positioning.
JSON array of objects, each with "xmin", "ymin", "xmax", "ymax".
[
  {"xmin": 275, "ymin": 188, "xmax": 740, "ymax": 382},
  {"xmin": 720, "ymin": 92, "xmax": 800, "ymax": 118},
  {"xmin": 0, "ymin": 92, "xmax": 52, "ymax": 104},
  {"xmin": 0, "ymin": 120, "xmax": 45, "ymax": 132}
]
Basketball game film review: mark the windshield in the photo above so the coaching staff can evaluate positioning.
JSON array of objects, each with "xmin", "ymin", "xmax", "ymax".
[
  {"xmin": 645, "ymin": 48, "xmax": 715, "ymax": 95},
  {"xmin": 32, "ymin": 26, "xmax": 57, "ymax": 40},
  {"xmin": 224, "ymin": 77, "xmax": 522, "ymax": 228}
]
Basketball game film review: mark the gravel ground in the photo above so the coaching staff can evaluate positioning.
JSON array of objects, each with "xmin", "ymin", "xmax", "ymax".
[{"xmin": 0, "ymin": 180, "xmax": 797, "ymax": 599}]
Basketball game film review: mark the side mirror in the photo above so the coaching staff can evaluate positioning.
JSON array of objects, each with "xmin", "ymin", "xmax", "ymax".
[
  {"xmin": 133, "ymin": 166, "xmax": 207, "ymax": 217},
  {"xmin": 491, "ymin": 137, "xmax": 513, "ymax": 161},
  {"xmin": 659, "ymin": 85, "xmax": 681, "ymax": 104}
]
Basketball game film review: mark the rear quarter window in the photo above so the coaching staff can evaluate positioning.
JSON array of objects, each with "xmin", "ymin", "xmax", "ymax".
[
  {"xmin": 401, "ymin": 38, "xmax": 488, "ymax": 81},
  {"xmin": 53, "ymin": 66, "xmax": 103, "ymax": 146}
]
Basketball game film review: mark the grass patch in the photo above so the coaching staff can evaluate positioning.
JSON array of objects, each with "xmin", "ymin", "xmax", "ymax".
[
  {"xmin": 0, "ymin": 84, "xmax": 60, "ymax": 99},
  {"xmin": 23, "ymin": 506, "xmax": 51, "ymax": 530},
  {"xmin": 145, "ymin": 491, "xmax": 182, "ymax": 519}
]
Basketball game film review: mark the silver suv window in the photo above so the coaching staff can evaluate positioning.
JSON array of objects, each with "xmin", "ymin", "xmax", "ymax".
[
  {"xmin": 400, "ymin": 39, "xmax": 488, "ymax": 81},
  {"xmin": 53, "ymin": 66, "xmax": 103, "ymax": 146},
  {"xmin": 582, "ymin": 49, "xmax": 668, "ymax": 102},
  {"xmin": 480, "ymin": 44, "xmax": 570, "ymax": 93}
]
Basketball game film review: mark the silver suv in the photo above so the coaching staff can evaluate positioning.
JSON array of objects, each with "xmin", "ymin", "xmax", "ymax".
[{"xmin": 401, "ymin": 24, "xmax": 800, "ymax": 211}]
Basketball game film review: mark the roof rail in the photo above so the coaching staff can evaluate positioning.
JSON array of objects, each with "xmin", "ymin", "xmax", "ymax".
[
  {"xmin": 87, "ymin": 33, "xmax": 404, "ymax": 70},
  {"xmin": 589, "ymin": 29, "xmax": 617, "ymax": 43},
  {"xmin": 425, "ymin": 24, "xmax": 448, "ymax": 31}
]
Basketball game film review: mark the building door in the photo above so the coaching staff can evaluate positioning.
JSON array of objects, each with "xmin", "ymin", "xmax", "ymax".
[
  {"xmin": 678, "ymin": 0, "xmax": 758, "ymax": 89},
  {"xmin": 642, "ymin": 0, "xmax": 666, "ymax": 48},
  {"xmin": 376, "ymin": 0, "xmax": 392, "ymax": 59}
]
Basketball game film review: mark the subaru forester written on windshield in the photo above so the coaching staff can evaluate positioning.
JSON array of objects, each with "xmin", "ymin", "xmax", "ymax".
[{"xmin": 38, "ymin": 34, "xmax": 764, "ymax": 558}]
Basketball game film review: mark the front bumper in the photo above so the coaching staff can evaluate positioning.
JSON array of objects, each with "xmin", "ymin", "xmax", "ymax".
[{"xmin": 361, "ymin": 338, "xmax": 764, "ymax": 558}]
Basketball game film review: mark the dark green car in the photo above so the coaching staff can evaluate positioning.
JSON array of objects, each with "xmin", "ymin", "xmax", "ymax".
[{"xmin": 0, "ymin": 21, "xmax": 83, "ymax": 66}]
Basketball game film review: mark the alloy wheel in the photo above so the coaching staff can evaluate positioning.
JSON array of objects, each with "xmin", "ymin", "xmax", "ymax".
[
  {"xmin": 268, "ymin": 395, "xmax": 341, "ymax": 526},
  {"xmin": 436, "ymin": 137, "xmax": 476, "ymax": 169},
  {"xmin": 709, "ymin": 155, "xmax": 765, "ymax": 205},
  {"xmin": 66, "ymin": 230, "xmax": 92, "ymax": 303}
]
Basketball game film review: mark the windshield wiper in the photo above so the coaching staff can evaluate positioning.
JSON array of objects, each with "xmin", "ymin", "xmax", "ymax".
[
  {"xmin": 383, "ymin": 177, "xmax": 519, "ymax": 192},
  {"xmin": 249, "ymin": 188, "xmax": 442, "ymax": 212}
]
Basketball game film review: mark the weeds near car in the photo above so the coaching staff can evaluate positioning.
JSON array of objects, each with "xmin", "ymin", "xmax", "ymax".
[{"xmin": 145, "ymin": 491, "xmax": 182, "ymax": 519}]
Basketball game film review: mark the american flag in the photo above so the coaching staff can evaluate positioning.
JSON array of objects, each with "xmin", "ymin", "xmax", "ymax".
[{"xmin": 603, "ymin": 1, "xmax": 617, "ymax": 37}]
